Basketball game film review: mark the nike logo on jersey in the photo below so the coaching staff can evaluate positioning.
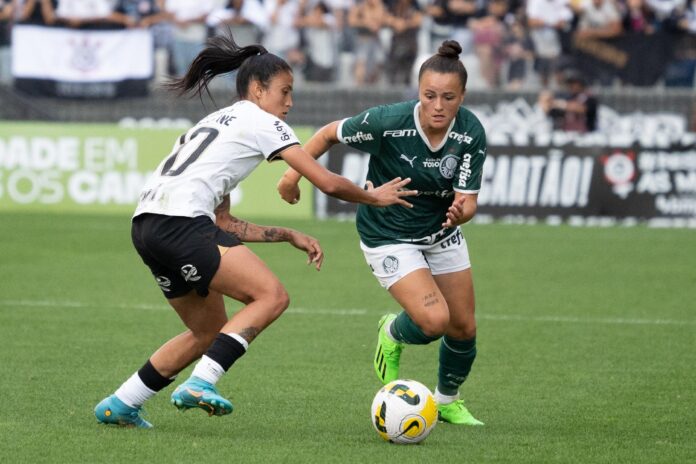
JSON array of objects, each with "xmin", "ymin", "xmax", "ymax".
[
  {"xmin": 361, "ymin": 112, "xmax": 370, "ymax": 125},
  {"xmin": 399, "ymin": 154, "xmax": 417, "ymax": 167}
]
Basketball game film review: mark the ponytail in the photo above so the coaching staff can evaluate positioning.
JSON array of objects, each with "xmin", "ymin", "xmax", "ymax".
[{"xmin": 167, "ymin": 33, "xmax": 292, "ymax": 100}]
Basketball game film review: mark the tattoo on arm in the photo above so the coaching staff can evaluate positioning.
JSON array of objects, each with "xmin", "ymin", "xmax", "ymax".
[
  {"xmin": 224, "ymin": 217, "xmax": 290, "ymax": 243},
  {"xmin": 423, "ymin": 291, "xmax": 440, "ymax": 308},
  {"xmin": 238, "ymin": 327, "xmax": 260, "ymax": 343},
  {"xmin": 263, "ymin": 227, "xmax": 290, "ymax": 242},
  {"xmin": 224, "ymin": 217, "xmax": 249, "ymax": 240}
]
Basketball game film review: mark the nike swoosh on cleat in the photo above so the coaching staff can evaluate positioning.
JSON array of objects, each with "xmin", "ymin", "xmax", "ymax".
[{"xmin": 185, "ymin": 388, "xmax": 204, "ymax": 398}]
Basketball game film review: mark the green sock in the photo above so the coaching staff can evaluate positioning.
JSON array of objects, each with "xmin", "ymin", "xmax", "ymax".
[
  {"xmin": 390, "ymin": 311, "xmax": 441, "ymax": 345},
  {"xmin": 437, "ymin": 336, "xmax": 477, "ymax": 396}
]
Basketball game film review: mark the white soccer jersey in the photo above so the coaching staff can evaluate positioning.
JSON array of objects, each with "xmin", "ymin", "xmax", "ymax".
[{"xmin": 134, "ymin": 100, "xmax": 300, "ymax": 221}]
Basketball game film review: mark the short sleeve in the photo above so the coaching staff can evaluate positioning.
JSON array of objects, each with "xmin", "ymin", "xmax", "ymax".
[
  {"xmin": 253, "ymin": 111, "xmax": 301, "ymax": 162},
  {"xmin": 336, "ymin": 106, "xmax": 383, "ymax": 154},
  {"xmin": 453, "ymin": 125, "xmax": 487, "ymax": 193}
]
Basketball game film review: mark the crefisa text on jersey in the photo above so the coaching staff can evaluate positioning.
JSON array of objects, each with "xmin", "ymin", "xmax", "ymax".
[
  {"xmin": 341, "ymin": 131, "xmax": 374, "ymax": 144},
  {"xmin": 449, "ymin": 131, "xmax": 473, "ymax": 144}
]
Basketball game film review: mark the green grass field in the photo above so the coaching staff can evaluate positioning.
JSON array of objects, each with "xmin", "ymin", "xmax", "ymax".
[{"xmin": 0, "ymin": 212, "xmax": 694, "ymax": 463}]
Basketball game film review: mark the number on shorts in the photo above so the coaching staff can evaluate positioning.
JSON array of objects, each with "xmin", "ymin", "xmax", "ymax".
[{"xmin": 161, "ymin": 127, "xmax": 220, "ymax": 176}]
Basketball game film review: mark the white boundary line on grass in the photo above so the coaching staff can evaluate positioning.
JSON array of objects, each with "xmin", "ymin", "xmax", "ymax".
[{"xmin": 1, "ymin": 299, "xmax": 695, "ymax": 327}]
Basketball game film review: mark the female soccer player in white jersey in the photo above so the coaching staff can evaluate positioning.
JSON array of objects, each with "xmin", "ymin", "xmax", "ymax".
[
  {"xmin": 278, "ymin": 40, "xmax": 486, "ymax": 426},
  {"xmin": 94, "ymin": 34, "xmax": 416, "ymax": 428}
]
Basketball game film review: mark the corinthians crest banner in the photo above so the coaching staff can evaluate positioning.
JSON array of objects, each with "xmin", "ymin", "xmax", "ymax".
[{"xmin": 12, "ymin": 25, "xmax": 153, "ymax": 98}]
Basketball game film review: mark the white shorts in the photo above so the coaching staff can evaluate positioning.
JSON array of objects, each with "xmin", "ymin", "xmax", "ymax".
[{"xmin": 360, "ymin": 228, "xmax": 471, "ymax": 289}]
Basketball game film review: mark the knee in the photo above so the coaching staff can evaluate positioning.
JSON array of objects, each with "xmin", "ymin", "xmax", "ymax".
[
  {"xmin": 418, "ymin": 312, "xmax": 450, "ymax": 338},
  {"xmin": 450, "ymin": 321, "xmax": 477, "ymax": 340},
  {"xmin": 265, "ymin": 283, "xmax": 290, "ymax": 319}
]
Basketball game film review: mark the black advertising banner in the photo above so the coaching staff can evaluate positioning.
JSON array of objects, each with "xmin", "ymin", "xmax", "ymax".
[{"xmin": 478, "ymin": 145, "xmax": 696, "ymax": 222}]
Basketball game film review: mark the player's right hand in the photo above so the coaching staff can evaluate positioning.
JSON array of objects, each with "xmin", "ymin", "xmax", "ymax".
[{"xmin": 367, "ymin": 177, "xmax": 418, "ymax": 208}]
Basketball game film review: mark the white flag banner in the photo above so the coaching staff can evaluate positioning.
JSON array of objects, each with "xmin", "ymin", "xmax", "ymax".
[{"xmin": 12, "ymin": 25, "xmax": 153, "ymax": 82}]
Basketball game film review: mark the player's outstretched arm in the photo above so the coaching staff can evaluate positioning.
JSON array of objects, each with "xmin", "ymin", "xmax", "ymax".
[
  {"xmin": 277, "ymin": 121, "xmax": 340, "ymax": 204},
  {"xmin": 214, "ymin": 195, "xmax": 324, "ymax": 270},
  {"xmin": 278, "ymin": 144, "xmax": 417, "ymax": 208}
]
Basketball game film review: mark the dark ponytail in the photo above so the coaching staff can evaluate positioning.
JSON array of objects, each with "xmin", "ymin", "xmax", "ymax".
[
  {"xmin": 418, "ymin": 40, "xmax": 468, "ymax": 90},
  {"xmin": 167, "ymin": 33, "xmax": 292, "ymax": 99}
]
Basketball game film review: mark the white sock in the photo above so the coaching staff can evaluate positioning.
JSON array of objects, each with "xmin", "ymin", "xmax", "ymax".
[
  {"xmin": 191, "ymin": 355, "xmax": 226, "ymax": 385},
  {"xmin": 114, "ymin": 372, "xmax": 156, "ymax": 408},
  {"xmin": 384, "ymin": 319, "xmax": 399, "ymax": 343},
  {"xmin": 434, "ymin": 387, "xmax": 460, "ymax": 405}
]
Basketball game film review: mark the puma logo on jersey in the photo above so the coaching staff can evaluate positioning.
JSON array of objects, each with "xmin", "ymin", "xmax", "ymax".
[
  {"xmin": 361, "ymin": 112, "xmax": 370, "ymax": 125},
  {"xmin": 181, "ymin": 264, "xmax": 201, "ymax": 282},
  {"xmin": 399, "ymin": 154, "xmax": 417, "ymax": 167}
]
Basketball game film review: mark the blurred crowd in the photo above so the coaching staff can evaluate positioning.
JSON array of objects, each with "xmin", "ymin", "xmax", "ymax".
[{"xmin": 1, "ymin": 0, "xmax": 696, "ymax": 89}]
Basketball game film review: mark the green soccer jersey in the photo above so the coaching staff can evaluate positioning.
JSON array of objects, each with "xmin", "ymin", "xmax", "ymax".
[{"xmin": 338, "ymin": 100, "xmax": 487, "ymax": 247}]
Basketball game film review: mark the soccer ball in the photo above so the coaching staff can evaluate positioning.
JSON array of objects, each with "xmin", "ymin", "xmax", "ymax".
[{"xmin": 370, "ymin": 379, "xmax": 438, "ymax": 444}]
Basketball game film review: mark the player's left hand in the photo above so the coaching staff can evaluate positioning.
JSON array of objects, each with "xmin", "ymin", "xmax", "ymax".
[
  {"xmin": 442, "ymin": 196, "xmax": 466, "ymax": 228},
  {"xmin": 288, "ymin": 231, "xmax": 324, "ymax": 271},
  {"xmin": 277, "ymin": 176, "xmax": 301, "ymax": 205}
]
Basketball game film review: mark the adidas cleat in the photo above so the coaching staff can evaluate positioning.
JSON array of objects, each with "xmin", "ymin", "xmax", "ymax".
[
  {"xmin": 170, "ymin": 376, "xmax": 233, "ymax": 417},
  {"xmin": 437, "ymin": 399, "xmax": 484, "ymax": 425},
  {"xmin": 94, "ymin": 395, "xmax": 153, "ymax": 429},
  {"xmin": 373, "ymin": 314, "xmax": 404, "ymax": 384}
]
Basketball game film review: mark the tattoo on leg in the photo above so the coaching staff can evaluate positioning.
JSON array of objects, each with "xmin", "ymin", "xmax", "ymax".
[
  {"xmin": 424, "ymin": 291, "xmax": 439, "ymax": 308},
  {"xmin": 238, "ymin": 327, "xmax": 260, "ymax": 343}
]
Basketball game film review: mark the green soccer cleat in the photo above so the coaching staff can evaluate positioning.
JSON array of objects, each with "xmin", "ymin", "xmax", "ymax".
[
  {"xmin": 170, "ymin": 376, "xmax": 233, "ymax": 417},
  {"xmin": 374, "ymin": 314, "xmax": 404, "ymax": 384},
  {"xmin": 94, "ymin": 395, "xmax": 153, "ymax": 429},
  {"xmin": 437, "ymin": 399, "xmax": 484, "ymax": 425}
]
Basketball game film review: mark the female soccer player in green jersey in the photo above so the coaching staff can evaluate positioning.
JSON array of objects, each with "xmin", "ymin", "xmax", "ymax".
[{"xmin": 278, "ymin": 40, "xmax": 487, "ymax": 426}]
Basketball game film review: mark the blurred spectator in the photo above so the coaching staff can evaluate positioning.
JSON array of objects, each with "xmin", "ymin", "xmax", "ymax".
[
  {"xmin": 54, "ymin": 0, "xmax": 130, "ymax": 28},
  {"xmin": 115, "ymin": 0, "xmax": 170, "ymax": 28},
  {"xmin": 503, "ymin": 13, "xmax": 535, "ymax": 89},
  {"xmin": 645, "ymin": 0, "xmax": 685, "ymax": 23},
  {"xmin": 574, "ymin": 0, "xmax": 623, "ymax": 40},
  {"xmin": 348, "ymin": 0, "xmax": 385, "ymax": 84},
  {"xmin": 526, "ymin": 0, "xmax": 574, "ymax": 88},
  {"xmin": 115, "ymin": 0, "xmax": 172, "ymax": 83},
  {"xmin": 384, "ymin": 0, "xmax": 421, "ymax": 86},
  {"xmin": 0, "ymin": 0, "xmax": 11, "ymax": 83},
  {"xmin": 262, "ymin": 0, "xmax": 302, "ymax": 65},
  {"xmin": 538, "ymin": 68, "xmax": 598, "ymax": 131},
  {"xmin": 207, "ymin": 0, "xmax": 266, "ymax": 46},
  {"xmin": 427, "ymin": 0, "xmax": 480, "ymax": 55},
  {"xmin": 573, "ymin": 0, "xmax": 622, "ymax": 85},
  {"xmin": 324, "ymin": 0, "xmax": 353, "ymax": 49},
  {"xmin": 664, "ymin": 0, "xmax": 696, "ymax": 86},
  {"xmin": 296, "ymin": 0, "xmax": 338, "ymax": 82},
  {"xmin": 470, "ymin": 0, "xmax": 508, "ymax": 88},
  {"xmin": 621, "ymin": 0, "xmax": 656, "ymax": 33},
  {"xmin": 14, "ymin": 0, "xmax": 57, "ymax": 25},
  {"xmin": 165, "ymin": 0, "xmax": 217, "ymax": 77}
]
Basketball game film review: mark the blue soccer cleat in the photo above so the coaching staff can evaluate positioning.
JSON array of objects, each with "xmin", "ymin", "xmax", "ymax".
[
  {"xmin": 170, "ymin": 377, "xmax": 234, "ymax": 417},
  {"xmin": 94, "ymin": 395, "xmax": 153, "ymax": 429}
]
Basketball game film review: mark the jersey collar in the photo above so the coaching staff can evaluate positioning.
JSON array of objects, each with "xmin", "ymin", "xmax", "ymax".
[{"xmin": 413, "ymin": 101, "xmax": 456, "ymax": 153}]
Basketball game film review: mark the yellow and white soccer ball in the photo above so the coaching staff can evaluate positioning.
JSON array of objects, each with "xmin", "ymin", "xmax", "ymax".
[{"xmin": 370, "ymin": 379, "xmax": 438, "ymax": 444}]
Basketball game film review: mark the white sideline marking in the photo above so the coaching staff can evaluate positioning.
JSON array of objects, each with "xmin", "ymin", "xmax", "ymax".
[{"xmin": 1, "ymin": 299, "xmax": 694, "ymax": 327}]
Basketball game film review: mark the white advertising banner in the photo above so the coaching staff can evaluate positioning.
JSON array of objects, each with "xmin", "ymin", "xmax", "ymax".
[{"xmin": 12, "ymin": 25, "xmax": 153, "ymax": 82}]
